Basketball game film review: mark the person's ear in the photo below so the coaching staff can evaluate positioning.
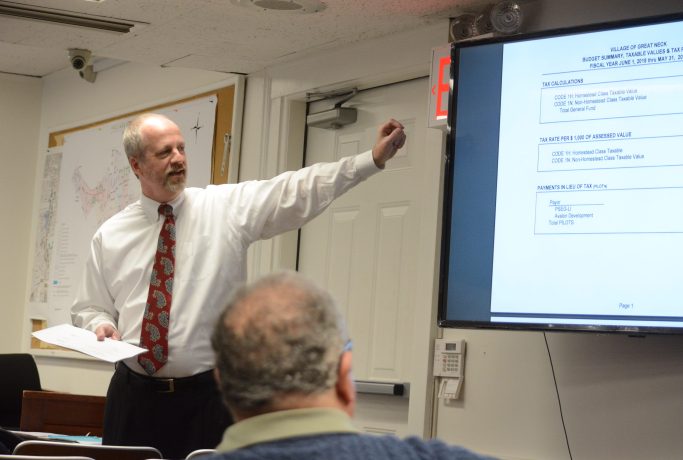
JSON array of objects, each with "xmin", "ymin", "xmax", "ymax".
[
  {"xmin": 129, "ymin": 156, "xmax": 142, "ymax": 179},
  {"xmin": 336, "ymin": 351, "xmax": 356, "ymax": 416}
]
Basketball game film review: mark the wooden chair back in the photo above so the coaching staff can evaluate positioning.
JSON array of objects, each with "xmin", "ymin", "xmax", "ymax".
[{"xmin": 19, "ymin": 391, "xmax": 106, "ymax": 436}]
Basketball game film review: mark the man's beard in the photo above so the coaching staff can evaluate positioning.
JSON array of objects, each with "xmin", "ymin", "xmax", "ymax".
[{"xmin": 164, "ymin": 169, "xmax": 186, "ymax": 194}]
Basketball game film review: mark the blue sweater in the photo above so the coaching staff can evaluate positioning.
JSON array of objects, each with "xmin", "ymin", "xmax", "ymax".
[{"xmin": 205, "ymin": 432, "xmax": 497, "ymax": 460}]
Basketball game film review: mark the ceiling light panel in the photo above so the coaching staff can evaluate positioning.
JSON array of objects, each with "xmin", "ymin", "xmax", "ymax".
[{"xmin": 0, "ymin": 1, "xmax": 135, "ymax": 33}]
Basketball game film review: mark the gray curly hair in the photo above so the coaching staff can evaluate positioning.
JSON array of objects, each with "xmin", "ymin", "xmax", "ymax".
[{"xmin": 211, "ymin": 271, "xmax": 348, "ymax": 413}]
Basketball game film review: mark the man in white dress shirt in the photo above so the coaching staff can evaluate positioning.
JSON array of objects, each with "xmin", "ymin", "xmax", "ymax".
[{"xmin": 70, "ymin": 112, "xmax": 406, "ymax": 459}]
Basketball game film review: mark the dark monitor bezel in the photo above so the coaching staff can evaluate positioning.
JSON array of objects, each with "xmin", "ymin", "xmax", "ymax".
[{"xmin": 438, "ymin": 12, "xmax": 683, "ymax": 335}]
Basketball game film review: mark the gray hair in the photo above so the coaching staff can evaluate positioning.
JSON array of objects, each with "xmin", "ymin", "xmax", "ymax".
[
  {"xmin": 211, "ymin": 271, "xmax": 348, "ymax": 413},
  {"xmin": 122, "ymin": 113, "xmax": 173, "ymax": 160}
]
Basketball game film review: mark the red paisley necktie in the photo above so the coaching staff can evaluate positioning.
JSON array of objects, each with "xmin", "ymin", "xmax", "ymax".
[{"xmin": 138, "ymin": 204, "xmax": 175, "ymax": 375}]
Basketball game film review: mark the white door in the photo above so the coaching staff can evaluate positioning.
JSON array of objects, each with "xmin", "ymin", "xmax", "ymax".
[{"xmin": 298, "ymin": 78, "xmax": 437, "ymax": 436}]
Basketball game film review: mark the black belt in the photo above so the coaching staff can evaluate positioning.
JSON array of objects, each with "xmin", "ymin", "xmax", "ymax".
[{"xmin": 117, "ymin": 362, "xmax": 215, "ymax": 393}]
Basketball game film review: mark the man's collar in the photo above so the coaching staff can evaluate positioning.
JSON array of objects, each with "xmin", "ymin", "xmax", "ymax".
[
  {"xmin": 140, "ymin": 190, "xmax": 186, "ymax": 221},
  {"xmin": 216, "ymin": 407, "xmax": 359, "ymax": 453}
]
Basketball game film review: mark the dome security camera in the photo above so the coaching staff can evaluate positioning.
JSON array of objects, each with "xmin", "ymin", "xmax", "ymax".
[{"xmin": 68, "ymin": 48, "xmax": 92, "ymax": 71}]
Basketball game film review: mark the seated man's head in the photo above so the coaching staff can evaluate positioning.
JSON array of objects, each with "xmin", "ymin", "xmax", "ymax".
[{"xmin": 211, "ymin": 271, "xmax": 355, "ymax": 420}]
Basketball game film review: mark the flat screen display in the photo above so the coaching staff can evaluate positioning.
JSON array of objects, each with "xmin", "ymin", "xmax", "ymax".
[{"xmin": 439, "ymin": 13, "xmax": 683, "ymax": 334}]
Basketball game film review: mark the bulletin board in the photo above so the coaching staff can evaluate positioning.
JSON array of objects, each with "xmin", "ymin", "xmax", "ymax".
[{"xmin": 28, "ymin": 80, "xmax": 244, "ymax": 352}]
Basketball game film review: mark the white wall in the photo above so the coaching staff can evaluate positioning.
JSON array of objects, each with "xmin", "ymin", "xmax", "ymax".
[{"xmin": 0, "ymin": 73, "xmax": 42, "ymax": 353}]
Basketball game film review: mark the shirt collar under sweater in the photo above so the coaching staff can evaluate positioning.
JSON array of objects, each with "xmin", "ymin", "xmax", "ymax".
[{"xmin": 216, "ymin": 407, "xmax": 359, "ymax": 452}]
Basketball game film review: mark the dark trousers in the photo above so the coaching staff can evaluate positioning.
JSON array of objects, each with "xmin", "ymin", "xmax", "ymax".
[{"xmin": 103, "ymin": 363, "xmax": 233, "ymax": 459}]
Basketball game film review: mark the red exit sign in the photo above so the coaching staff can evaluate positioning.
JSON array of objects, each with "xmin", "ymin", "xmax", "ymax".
[{"xmin": 428, "ymin": 46, "xmax": 451, "ymax": 129}]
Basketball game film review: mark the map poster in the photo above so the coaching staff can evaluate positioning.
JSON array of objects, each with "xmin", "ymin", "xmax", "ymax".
[
  {"xmin": 29, "ymin": 148, "xmax": 62, "ymax": 306},
  {"xmin": 29, "ymin": 95, "xmax": 217, "ymax": 329}
]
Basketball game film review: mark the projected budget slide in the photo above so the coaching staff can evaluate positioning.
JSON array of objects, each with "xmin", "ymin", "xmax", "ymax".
[{"xmin": 490, "ymin": 20, "xmax": 683, "ymax": 319}]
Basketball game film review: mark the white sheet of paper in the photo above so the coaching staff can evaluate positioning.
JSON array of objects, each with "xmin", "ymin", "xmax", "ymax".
[{"xmin": 32, "ymin": 323, "xmax": 146, "ymax": 363}]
